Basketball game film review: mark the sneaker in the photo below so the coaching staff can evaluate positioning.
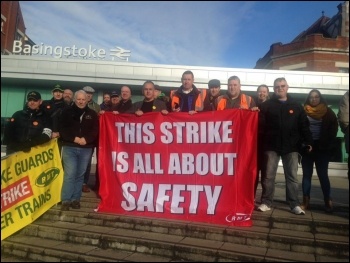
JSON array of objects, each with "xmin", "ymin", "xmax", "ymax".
[
  {"xmin": 71, "ymin": 200, "xmax": 81, "ymax": 209},
  {"xmin": 291, "ymin": 206, "xmax": 305, "ymax": 215},
  {"xmin": 61, "ymin": 202, "xmax": 70, "ymax": 211},
  {"xmin": 257, "ymin": 204, "xmax": 271, "ymax": 212}
]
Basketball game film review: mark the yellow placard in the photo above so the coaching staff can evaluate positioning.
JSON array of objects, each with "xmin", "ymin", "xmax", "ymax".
[{"xmin": 1, "ymin": 139, "xmax": 63, "ymax": 240}]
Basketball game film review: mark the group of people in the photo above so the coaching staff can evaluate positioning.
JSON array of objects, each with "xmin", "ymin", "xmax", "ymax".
[{"xmin": 2, "ymin": 70, "xmax": 349, "ymax": 215}]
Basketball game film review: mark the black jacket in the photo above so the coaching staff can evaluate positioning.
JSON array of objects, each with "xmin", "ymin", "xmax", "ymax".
[
  {"xmin": 59, "ymin": 104, "xmax": 99, "ymax": 148},
  {"xmin": 42, "ymin": 97, "xmax": 66, "ymax": 132},
  {"xmin": 203, "ymin": 92, "xmax": 220, "ymax": 111},
  {"xmin": 259, "ymin": 94, "xmax": 313, "ymax": 154},
  {"xmin": 3, "ymin": 107, "xmax": 52, "ymax": 154},
  {"xmin": 130, "ymin": 99, "xmax": 168, "ymax": 113},
  {"xmin": 116, "ymin": 99, "xmax": 133, "ymax": 113}
]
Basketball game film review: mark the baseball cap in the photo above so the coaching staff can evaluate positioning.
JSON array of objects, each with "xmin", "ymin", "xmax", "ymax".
[
  {"xmin": 154, "ymin": 85, "xmax": 161, "ymax": 91},
  {"xmin": 52, "ymin": 84, "xmax": 64, "ymax": 93},
  {"xmin": 208, "ymin": 79, "xmax": 221, "ymax": 88},
  {"xmin": 83, "ymin": 86, "xmax": 95, "ymax": 93},
  {"xmin": 27, "ymin": 91, "xmax": 41, "ymax": 101},
  {"xmin": 111, "ymin": 91, "xmax": 119, "ymax": 98}
]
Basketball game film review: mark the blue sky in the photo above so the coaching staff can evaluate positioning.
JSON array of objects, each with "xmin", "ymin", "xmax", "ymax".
[{"xmin": 20, "ymin": 1, "xmax": 343, "ymax": 69}]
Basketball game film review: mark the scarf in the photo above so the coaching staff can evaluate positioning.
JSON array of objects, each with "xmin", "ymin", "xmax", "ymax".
[{"xmin": 304, "ymin": 103, "xmax": 327, "ymax": 120}]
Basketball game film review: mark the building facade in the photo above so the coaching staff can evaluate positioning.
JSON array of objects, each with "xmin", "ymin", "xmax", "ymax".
[
  {"xmin": 1, "ymin": 1, "xmax": 349, "ymax": 167},
  {"xmin": 255, "ymin": 2, "xmax": 349, "ymax": 73},
  {"xmin": 1, "ymin": 55, "xmax": 349, "ymax": 164},
  {"xmin": 1, "ymin": 1, "xmax": 34, "ymax": 55}
]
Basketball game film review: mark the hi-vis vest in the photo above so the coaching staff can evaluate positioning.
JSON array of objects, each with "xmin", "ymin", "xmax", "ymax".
[
  {"xmin": 170, "ymin": 88, "xmax": 207, "ymax": 111},
  {"xmin": 217, "ymin": 94, "xmax": 252, "ymax": 110}
]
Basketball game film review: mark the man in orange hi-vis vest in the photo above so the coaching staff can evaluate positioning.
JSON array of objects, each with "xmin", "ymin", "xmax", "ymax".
[
  {"xmin": 216, "ymin": 76, "xmax": 258, "ymax": 111},
  {"xmin": 170, "ymin": 70, "xmax": 206, "ymax": 115}
]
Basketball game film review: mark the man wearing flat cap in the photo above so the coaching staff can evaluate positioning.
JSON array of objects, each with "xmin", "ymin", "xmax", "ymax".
[
  {"xmin": 203, "ymin": 79, "xmax": 222, "ymax": 111},
  {"xmin": 3, "ymin": 91, "xmax": 52, "ymax": 155},
  {"xmin": 82, "ymin": 86, "xmax": 100, "ymax": 114}
]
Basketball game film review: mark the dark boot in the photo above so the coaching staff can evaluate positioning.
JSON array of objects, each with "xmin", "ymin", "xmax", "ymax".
[
  {"xmin": 301, "ymin": 196, "xmax": 310, "ymax": 210},
  {"xmin": 61, "ymin": 202, "xmax": 70, "ymax": 211},
  {"xmin": 325, "ymin": 199, "xmax": 333, "ymax": 213},
  {"xmin": 71, "ymin": 200, "xmax": 81, "ymax": 209}
]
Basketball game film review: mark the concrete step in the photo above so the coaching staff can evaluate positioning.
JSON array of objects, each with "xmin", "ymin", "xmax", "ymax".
[
  {"xmin": 2, "ymin": 193, "xmax": 349, "ymax": 262},
  {"xmin": 2, "ymin": 180, "xmax": 349, "ymax": 263},
  {"xmin": 2, "ymin": 235, "xmax": 173, "ymax": 262},
  {"xmin": 3, "ymin": 227, "xmax": 348, "ymax": 262},
  {"xmin": 37, "ymin": 209, "xmax": 350, "ymax": 256},
  {"xmin": 50, "ymin": 194, "xmax": 350, "ymax": 238}
]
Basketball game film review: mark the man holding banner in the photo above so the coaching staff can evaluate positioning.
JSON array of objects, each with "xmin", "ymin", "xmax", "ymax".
[
  {"xmin": 216, "ymin": 76, "xmax": 257, "ymax": 110},
  {"xmin": 131, "ymin": 80, "xmax": 169, "ymax": 116},
  {"xmin": 170, "ymin": 70, "xmax": 206, "ymax": 114},
  {"xmin": 3, "ymin": 91, "xmax": 53, "ymax": 155}
]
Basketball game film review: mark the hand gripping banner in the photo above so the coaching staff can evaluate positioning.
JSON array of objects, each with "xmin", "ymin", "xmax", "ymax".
[{"xmin": 97, "ymin": 110, "xmax": 257, "ymax": 226}]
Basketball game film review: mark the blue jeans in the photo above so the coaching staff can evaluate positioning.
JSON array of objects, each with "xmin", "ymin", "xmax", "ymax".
[
  {"xmin": 301, "ymin": 150, "xmax": 331, "ymax": 201},
  {"xmin": 61, "ymin": 146, "xmax": 93, "ymax": 203},
  {"xmin": 83, "ymin": 150, "xmax": 94, "ymax": 185},
  {"xmin": 261, "ymin": 151, "xmax": 300, "ymax": 209},
  {"xmin": 84, "ymin": 146, "xmax": 98, "ymax": 186}
]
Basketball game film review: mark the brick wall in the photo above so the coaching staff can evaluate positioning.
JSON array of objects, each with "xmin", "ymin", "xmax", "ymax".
[
  {"xmin": 256, "ymin": 2, "xmax": 349, "ymax": 72},
  {"xmin": 1, "ymin": 1, "xmax": 26, "ymax": 54}
]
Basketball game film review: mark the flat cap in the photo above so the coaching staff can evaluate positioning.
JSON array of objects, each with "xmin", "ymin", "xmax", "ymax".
[
  {"xmin": 208, "ymin": 79, "xmax": 221, "ymax": 88},
  {"xmin": 83, "ymin": 86, "xmax": 95, "ymax": 93}
]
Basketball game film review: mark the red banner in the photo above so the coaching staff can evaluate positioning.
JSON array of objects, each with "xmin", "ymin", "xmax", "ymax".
[{"xmin": 97, "ymin": 110, "xmax": 257, "ymax": 226}]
